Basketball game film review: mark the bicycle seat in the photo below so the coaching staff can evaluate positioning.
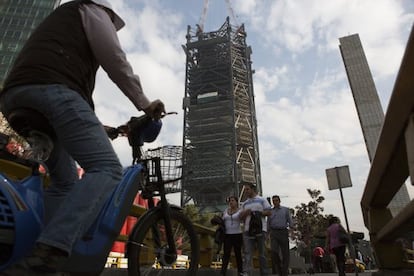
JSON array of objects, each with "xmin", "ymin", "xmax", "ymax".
[{"xmin": 7, "ymin": 108, "xmax": 55, "ymax": 139}]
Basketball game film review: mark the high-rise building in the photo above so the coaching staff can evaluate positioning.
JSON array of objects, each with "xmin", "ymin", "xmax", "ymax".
[
  {"xmin": 0, "ymin": 0, "xmax": 61, "ymax": 86},
  {"xmin": 339, "ymin": 33, "xmax": 410, "ymax": 215},
  {"xmin": 181, "ymin": 17, "xmax": 261, "ymax": 212}
]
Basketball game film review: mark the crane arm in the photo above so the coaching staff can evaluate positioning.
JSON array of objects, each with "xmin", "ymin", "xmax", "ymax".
[
  {"xmin": 224, "ymin": 0, "xmax": 238, "ymax": 26},
  {"xmin": 198, "ymin": 0, "xmax": 209, "ymax": 33}
]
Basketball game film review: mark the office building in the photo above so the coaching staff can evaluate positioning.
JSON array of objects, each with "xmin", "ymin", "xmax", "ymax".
[
  {"xmin": 0, "ymin": 0, "xmax": 60, "ymax": 86},
  {"xmin": 339, "ymin": 33, "xmax": 410, "ymax": 215}
]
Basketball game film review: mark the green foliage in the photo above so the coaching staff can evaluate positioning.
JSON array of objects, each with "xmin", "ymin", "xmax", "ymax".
[
  {"xmin": 292, "ymin": 189, "xmax": 335, "ymax": 248},
  {"xmin": 0, "ymin": 113, "xmax": 26, "ymax": 145},
  {"xmin": 182, "ymin": 204, "xmax": 216, "ymax": 227}
]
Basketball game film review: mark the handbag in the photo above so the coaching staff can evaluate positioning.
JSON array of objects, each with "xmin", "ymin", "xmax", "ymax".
[
  {"xmin": 248, "ymin": 211, "xmax": 263, "ymax": 236},
  {"xmin": 338, "ymin": 226, "xmax": 349, "ymax": 243},
  {"xmin": 214, "ymin": 226, "xmax": 225, "ymax": 245}
]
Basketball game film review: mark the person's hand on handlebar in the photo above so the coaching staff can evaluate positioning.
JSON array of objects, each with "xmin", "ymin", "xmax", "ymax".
[{"xmin": 143, "ymin": 99, "xmax": 165, "ymax": 120}]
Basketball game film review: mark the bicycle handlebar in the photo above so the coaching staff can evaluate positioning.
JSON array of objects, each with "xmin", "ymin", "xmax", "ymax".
[
  {"xmin": 104, "ymin": 112, "xmax": 177, "ymax": 141},
  {"xmin": 104, "ymin": 112, "xmax": 177, "ymax": 164}
]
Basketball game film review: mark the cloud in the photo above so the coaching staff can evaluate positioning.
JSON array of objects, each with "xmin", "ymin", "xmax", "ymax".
[
  {"xmin": 53, "ymin": 0, "xmax": 414, "ymax": 238},
  {"xmin": 235, "ymin": 0, "xmax": 414, "ymax": 79},
  {"xmin": 256, "ymin": 68, "xmax": 364, "ymax": 162},
  {"xmin": 94, "ymin": 0, "xmax": 187, "ymax": 162}
]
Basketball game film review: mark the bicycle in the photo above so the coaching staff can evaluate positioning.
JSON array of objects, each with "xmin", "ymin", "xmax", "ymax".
[{"xmin": 0, "ymin": 109, "xmax": 199, "ymax": 275}]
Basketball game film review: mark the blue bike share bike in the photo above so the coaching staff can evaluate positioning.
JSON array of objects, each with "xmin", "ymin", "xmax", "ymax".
[{"xmin": 0, "ymin": 109, "xmax": 199, "ymax": 275}]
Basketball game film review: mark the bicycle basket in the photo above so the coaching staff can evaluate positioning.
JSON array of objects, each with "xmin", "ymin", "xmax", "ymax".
[{"xmin": 143, "ymin": 145, "xmax": 182, "ymax": 193}]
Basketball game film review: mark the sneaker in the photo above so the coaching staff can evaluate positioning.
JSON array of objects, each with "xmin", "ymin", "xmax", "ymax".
[
  {"xmin": 0, "ymin": 260, "xmax": 61, "ymax": 276},
  {"xmin": 27, "ymin": 243, "xmax": 68, "ymax": 273},
  {"xmin": 0, "ymin": 243, "xmax": 67, "ymax": 276},
  {"xmin": 0, "ymin": 261, "xmax": 30, "ymax": 276}
]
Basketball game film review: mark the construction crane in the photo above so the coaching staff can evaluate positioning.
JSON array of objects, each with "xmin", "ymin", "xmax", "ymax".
[
  {"xmin": 224, "ymin": 0, "xmax": 238, "ymax": 25},
  {"xmin": 197, "ymin": 0, "xmax": 239, "ymax": 33}
]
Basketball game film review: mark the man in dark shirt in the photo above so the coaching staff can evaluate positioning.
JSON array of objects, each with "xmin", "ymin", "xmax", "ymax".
[
  {"xmin": 0, "ymin": 1, "xmax": 164, "ymax": 275},
  {"xmin": 267, "ymin": 195, "xmax": 294, "ymax": 276}
]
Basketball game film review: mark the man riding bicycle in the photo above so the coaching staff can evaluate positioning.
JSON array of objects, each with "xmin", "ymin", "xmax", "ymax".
[{"xmin": 0, "ymin": 1, "xmax": 164, "ymax": 275}]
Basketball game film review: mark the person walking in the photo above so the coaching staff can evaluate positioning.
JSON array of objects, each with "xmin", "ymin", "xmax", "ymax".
[
  {"xmin": 326, "ymin": 217, "xmax": 347, "ymax": 276},
  {"xmin": 0, "ymin": 1, "xmax": 164, "ymax": 275},
  {"xmin": 240, "ymin": 183, "xmax": 271, "ymax": 276},
  {"xmin": 221, "ymin": 196, "xmax": 244, "ymax": 276},
  {"xmin": 267, "ymin": 195, "xmax": 294, "ymax": 276},
  {"xmin": 312, "ymin": 246, "xmax": 325, "ymax": 273}
]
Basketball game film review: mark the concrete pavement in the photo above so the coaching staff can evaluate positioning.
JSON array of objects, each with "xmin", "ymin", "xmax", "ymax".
[
  {"xmin": 101, "ymin": 268, "xmax": 378, "ymax": 275},
  {"xmin": 101, "ymin": 268, "xmax": 414, "ymax": 275}
]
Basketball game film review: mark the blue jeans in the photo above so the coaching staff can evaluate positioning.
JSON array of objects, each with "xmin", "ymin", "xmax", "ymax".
[
  {"xmin": 243, "ymin": 232, "xmax": 269, "ymax": 275},
  {"xmin": 0, "ymin": 84, "xmax": 123, "ymax": 254}
]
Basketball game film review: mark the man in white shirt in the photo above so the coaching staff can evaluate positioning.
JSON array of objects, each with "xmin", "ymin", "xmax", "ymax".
[{"xmin": 240, "ymin": 183, "xmax": 272, "ymax": 276}]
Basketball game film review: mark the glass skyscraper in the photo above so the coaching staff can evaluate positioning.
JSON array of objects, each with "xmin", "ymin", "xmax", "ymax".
[{"xmin": 0, "ymin": 0, "xmax": 61, "ymax": 86}]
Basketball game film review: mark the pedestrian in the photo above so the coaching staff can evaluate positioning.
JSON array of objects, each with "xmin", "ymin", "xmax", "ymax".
[
  {"xmin": 267, "ymin": 195, "xmax": 294, "ymax": 276},
  {"xmin": 326, "ymin": 217, "xmax": 347, "ymax": 276},
  {"xmin": 356, "ymin": 248, "xmax": 363, "ymax": 262},
  {"xmin": 312, "ymin": 246, "xmax": 325, "ymax": 273},
  {"xmin": 0, "ymin": 1, "xmax": 164, "ymax": 275},
  {"xmin": 240, "ymin": 183, "xmax": 271, "ymax": 276},
  {"xmin": 221, "ymin": 195, "xmax": 244, "ymax": 276},
  {"xmin": 211, "ymin": 214, "xmax": 225, "ymax": 255},
  {"xmin": 364, "ymin": 255, "xmax": 372, "ymax": 270}
]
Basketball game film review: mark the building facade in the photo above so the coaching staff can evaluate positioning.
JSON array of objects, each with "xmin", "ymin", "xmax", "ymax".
[
  {"xmin": 181, "ymin": 18, "xmax": 261, "ymax": 212},
  {"xmin": 339, "ymin": 33, "xmax": 410, "ymax": 215},
  {"xmin": 0, "ymin": 0, "xmax": 60, "ymax": 86}
]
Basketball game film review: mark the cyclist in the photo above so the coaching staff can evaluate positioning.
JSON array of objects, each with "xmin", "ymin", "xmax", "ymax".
[{"xmin": 0, "ymin": 0, "xmax": 164, "ymax": 275}]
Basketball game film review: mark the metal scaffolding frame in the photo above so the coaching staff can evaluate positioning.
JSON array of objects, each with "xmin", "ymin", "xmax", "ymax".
[{"xmin": 181, "ymin": 17, "xmax": 261, "ymax": 212}]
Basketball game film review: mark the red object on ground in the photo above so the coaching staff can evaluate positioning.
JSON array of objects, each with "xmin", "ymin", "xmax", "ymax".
[{"xmin": 111, "ymin": 192, "xmax": 153, "ymax": 253}]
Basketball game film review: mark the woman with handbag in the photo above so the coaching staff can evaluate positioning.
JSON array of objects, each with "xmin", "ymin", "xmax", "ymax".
[
  {"xmin": 326, "ymin": 216, "xmax": 347, "ymax": 276},
  {"xmin": 221, "ymin": 195, "xmax": 244, "ymax": 276}
]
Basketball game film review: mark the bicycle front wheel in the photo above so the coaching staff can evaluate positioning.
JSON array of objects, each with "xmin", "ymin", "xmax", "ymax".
[{"xmin": 127, "ymin": 208, "xmax": 199, "ymax": 276}]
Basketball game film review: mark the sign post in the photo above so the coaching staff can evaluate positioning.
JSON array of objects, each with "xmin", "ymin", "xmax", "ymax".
[{"xmin": 326, "ymin": 165, "xmax": 358, "ymax": 275}]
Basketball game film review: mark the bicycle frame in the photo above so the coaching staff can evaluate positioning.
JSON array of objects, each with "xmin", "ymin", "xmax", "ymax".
[
  {"xmin": 0, "ymin": 159, "xmax": 145, "ymax": 273},
  {"xmin": 0, "ymin": 161, "xmax": 44, "ymax": 270},
  {"xmin": 0, "ymin": 114, "xmax": 176, "ymax": 274},
  {"xmin": 59, "ymin": 164, "xmax": 144, "ymax": 273},
  {"xmin": 130, "ymin": 157, "xmax": 177, "ymax": 259}
]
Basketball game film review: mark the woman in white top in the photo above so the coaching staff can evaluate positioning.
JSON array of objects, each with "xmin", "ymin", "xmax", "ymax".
[{"xmin": 221, "ymin": 196, "xmax": 244, "ymax": 276}]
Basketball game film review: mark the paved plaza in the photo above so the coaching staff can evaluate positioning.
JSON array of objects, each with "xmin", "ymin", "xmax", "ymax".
[
  {"xmin": 101, "ymin": 268, "xmax": 378, "ymax": 275},
  {"xmin": 100, "ymin": 268, "xmax": 414, "ymax": 275}
]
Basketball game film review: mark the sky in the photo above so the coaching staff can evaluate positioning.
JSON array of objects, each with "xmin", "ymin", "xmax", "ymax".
[{"xmin": 62, "ymin": 0, "xmax": 414, "ymax": 239}]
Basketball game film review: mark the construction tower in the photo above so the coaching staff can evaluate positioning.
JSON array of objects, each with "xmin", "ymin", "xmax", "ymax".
[{"xmin": 181, "ymin": 17, "xmax": 261, "ymax": 212}]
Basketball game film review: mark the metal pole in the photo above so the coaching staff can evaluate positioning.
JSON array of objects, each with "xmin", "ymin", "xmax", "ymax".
[{"xmin": 336, "ymin": 167, "xmax": 358, "ymax": 276}]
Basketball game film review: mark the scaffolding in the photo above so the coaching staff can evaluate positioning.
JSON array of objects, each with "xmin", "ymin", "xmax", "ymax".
[{"xmin": 181, "ymin": 17, "xmax": 261, "ymax": 212}]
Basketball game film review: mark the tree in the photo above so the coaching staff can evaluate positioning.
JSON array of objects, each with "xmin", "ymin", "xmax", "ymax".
[
  {"xmin": 182, "ymin": 204, "xmax": 215, "ymax": 226},
  {"xmin": 291, "ymin": 189, "xmax": 335, "ymax": 261},
  {"xmin": 0, "ymin": 113, "xmax": 26, "ymax": 146}
]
